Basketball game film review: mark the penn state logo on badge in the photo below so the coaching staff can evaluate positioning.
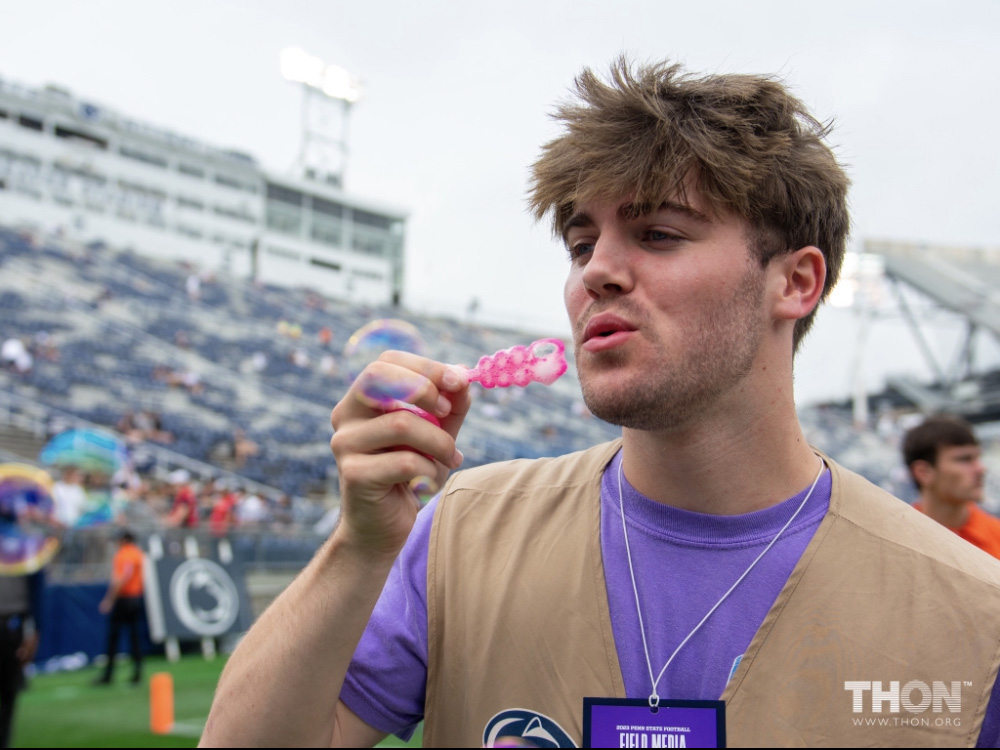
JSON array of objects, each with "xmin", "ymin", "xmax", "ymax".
[
  {"xmin": 483, "ymin": 709, "xmax": 577, "ymax": 748},
  {"xmin": 168, "ymin": 557, "xmax": 240, "ymax": 636}
]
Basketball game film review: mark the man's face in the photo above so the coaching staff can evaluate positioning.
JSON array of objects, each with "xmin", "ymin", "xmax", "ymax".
[
  {"xmin": 562, "ymin": 191, "xmax": 769, "ymax": 431},
  {"xmin": 922, "ymin": 444, "xmax": 986, "ymax": 506}
]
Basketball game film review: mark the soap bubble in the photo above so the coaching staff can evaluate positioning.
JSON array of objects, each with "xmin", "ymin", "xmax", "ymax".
[
  {"xmin": 0, "ymin": 464, "xmax": 60, "ymax": 576},
  {"xmin": 344, "ymin": 319, "xmax": 426, "ymax": 405},
  {"xmin": 408, "ymin": 475, "xmax": 437, "ymax": 504}
]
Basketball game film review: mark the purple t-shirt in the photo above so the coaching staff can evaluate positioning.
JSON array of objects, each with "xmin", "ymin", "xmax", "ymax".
[{"xmin": 341, "ymin": 451, "xmax": 1000, "ymax": 746}]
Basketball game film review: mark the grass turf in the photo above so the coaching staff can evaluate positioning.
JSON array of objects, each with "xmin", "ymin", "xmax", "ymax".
[{"xmin": 13, "ymin": 656, "xmax": 421, "ymax": 748}]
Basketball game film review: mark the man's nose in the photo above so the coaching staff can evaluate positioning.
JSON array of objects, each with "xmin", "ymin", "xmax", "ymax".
[{"xmin": 582, "ymin": 237, "xmax": 635, "ymax": 298}]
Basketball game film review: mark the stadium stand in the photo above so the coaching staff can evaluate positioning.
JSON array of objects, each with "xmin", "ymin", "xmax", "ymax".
[
  {"xmin": 0, "ymin": 223, "xmax": 622, "ymax": 502},
  {"xmin": 5, "ymin": 223, "xmax": 1000, "ymax": 574}
]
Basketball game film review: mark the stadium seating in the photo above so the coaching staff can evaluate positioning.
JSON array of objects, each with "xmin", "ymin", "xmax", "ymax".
[{"xmin": 4, "ymin": 223, "xmax": 998, "ymax": 513}]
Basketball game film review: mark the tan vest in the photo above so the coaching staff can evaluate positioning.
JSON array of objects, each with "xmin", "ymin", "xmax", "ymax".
[{"xmin": 424, "ymin": 441, "xmax": 1000, "ymax": 747}]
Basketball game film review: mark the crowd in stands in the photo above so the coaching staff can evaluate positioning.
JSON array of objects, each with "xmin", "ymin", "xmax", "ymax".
[
  {"xmin": 0, "ymin": 224, "xmax": 623, "ymax": 504},
  {"xmin": 2, "ymin": 222, "xmax": 999, "ymax": 537},
  {"xmin": 49, "ymin": 464, "xmax": 308, "ymax": 536}
]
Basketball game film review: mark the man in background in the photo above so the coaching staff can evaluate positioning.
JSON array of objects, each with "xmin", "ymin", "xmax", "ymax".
[
  {"xmin": 904, "ymin": 414, "xmax": 1000, "ymax": 557},
  {"xmin": 94, "ymin": 529, "xmax": 144, "ymax": 685}
]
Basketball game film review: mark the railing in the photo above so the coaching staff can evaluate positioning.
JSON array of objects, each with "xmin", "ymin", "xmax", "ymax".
[
  {"xmin": 0, "ymin": 385, "xmax": 302, "ymax": 502},
  {"xmin": 44, "ymin": 524, "xmax": 326, "ymax": 584}
]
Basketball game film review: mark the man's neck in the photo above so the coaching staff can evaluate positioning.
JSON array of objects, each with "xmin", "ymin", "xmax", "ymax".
[
  {"xmin": 620, "ymin": 390, "xmax": 820, "ymax": 516},
  {"xmin": 919, "ymin": 494, "xmax": 970, "ymax": 529}
]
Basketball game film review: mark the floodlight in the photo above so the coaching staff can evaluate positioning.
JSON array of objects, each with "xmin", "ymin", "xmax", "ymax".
[{"xmin": 281, "ymin": 47, "xmax": 363, "ymax": 103}]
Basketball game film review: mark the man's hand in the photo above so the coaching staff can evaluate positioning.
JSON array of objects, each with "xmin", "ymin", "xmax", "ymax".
[
  {"xmin": 330, "ymin": 350, "xmax": 471, "ymax": 557},
  {"xmin": 16, "ymin": 632, "xmax": 38, "ymax": 666}
]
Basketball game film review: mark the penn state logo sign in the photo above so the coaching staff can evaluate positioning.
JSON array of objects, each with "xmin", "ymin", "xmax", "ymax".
[
  {"xmin": 483, "ymin": 709, "xmax": 577, "ymax": 748},
  {"xmin": 168, "ymin": 558, "xmax": 240, "ymax": 636}
]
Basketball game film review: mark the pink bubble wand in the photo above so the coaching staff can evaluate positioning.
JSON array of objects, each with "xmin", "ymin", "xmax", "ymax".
[
  {"xmin": 367, "ymin": 337, "xmax": 568, "ymax": 504},
  {"xmin": 459, "ymin": 338, "xmax": 568, "ymax": 388}
]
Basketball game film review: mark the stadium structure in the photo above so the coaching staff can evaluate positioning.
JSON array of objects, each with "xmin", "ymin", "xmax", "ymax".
[
  {"xmin": 0, "ymin": 73, "xmax": 406, "ymax": 306},
  {"xmin": 863, "ymin": 239, "xmax": 1000, "ymax": 425}
]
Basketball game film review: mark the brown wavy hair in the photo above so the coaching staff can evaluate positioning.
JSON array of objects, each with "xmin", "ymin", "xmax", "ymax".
[{"xmin": 529, "ymin": 57, "xmax": 851, "ymax": 351}]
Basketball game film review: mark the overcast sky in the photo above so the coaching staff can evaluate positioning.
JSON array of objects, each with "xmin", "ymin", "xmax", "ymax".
[{"xmin": 1, "ymin": 0, "xmax": 998, "ymax": 405}]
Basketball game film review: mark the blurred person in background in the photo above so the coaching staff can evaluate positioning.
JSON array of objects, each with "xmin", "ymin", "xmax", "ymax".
[
  {"xmin": 235, "ymin": 490, "xmax": 269, "ymax": 529},
  {"xmin": 50, "ymin": 466, "xmax": 86, "ymax": 528},
  {"xmin": 904, "ymin": 415, "xmax": 999, "ymax": 557},
  {"xmin": 0, "ymin": 572, "xmax": 43, "ymax": 748},
  {"xmin": 94, "ymin": 529, "xmax": 144, "ymax": 685},
  {"xmin": 208, "ymin": 482, "xmax": 239, "ymax": 537},
  {"xmin": 164, "ymin": 470, "xmax": 198, "ymax": 528}
]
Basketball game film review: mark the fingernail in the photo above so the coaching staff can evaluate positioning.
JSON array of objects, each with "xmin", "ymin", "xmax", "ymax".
[
  {"xmin": 436, "ymin": 394, "xmax": 451, "ymax": 417},
  {"xmin": 451, "ymin": 449, "xmax": 464, "ymax": 469},
  {"xmin": 442, "ymin": 366, "xmax": 466, "ymax": 391}
]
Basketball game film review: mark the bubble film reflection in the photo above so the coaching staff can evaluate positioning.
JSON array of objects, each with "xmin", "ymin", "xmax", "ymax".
[
  {"xmin": 0, "ymin": 464, "xmax": 60, "ymax": 576},
  {"xmin": 344, "ymin": 319, "xmax": 426, "ymax": 406},
  {"xmin": 408, "ymin": 475, "xmax": 437, "ymax": 504}
]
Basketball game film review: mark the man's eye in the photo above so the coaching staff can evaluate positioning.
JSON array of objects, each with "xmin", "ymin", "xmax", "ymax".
[
  {"xmin": 645, "ymin": 230, "xmax": 682, "ymax": 243},
  {"xmin": 567, "ymin": 242, "xmax": 593, "ymax": 261}
]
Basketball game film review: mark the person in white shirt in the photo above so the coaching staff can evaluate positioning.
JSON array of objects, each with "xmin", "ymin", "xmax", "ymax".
[{"xmin": 51, "ymin": 467, "xmax": 87, "ymax": 528}]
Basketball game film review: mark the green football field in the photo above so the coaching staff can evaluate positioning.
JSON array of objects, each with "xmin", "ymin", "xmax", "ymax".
[{"xmin": 13, "ymin": 656, "xmax": 421, "ymax": 748}]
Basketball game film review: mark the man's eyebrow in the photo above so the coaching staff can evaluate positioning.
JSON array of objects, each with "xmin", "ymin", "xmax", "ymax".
[
  {"xmin": 561, "ymin": 200, "xmax": 710, "ymax": 242},
  {"xmin": 561, "ymin": 212, "xmax": 593, "ymax": 241},
  {"xmin": 620, "ymin": 201, "xmax": 711, "ymax": 224}
]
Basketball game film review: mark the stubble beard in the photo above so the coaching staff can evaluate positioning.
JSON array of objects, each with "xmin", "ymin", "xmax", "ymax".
[{"xmin": 576, "ymin": 263, "xmax": 767, "ymax": 432}]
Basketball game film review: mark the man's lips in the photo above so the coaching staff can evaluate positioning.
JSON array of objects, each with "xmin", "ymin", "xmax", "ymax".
[{"xmin": 582, "ymin": 314, "xmax": 637, "ymax": 346}]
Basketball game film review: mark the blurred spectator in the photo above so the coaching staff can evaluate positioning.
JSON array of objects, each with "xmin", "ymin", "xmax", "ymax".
[
  {"xmin": 153, "ymin": 365, "xmax": 203, "ymax": 394},
  {"xmin": 116, "ymin": 481, "xmax": 162, "ymax": 530},
  {"xmin": 319, "ymin": 354, "xmax": 338, "ymax": 377},
  {"xmin": 318, "ymin": 327, "xmax": 333, "ymax": 347},
  {"xmin": 164, "ymin": 470, "xmax": 198, "ymax": 528},
  {"xmin": 118, "ymin": 409, "xmax": 173, "ymax": 444},
  {"xmin": 209, "ymin": 484, "xmax": 240, "ymax": 537},
  {"xmin": 270, "ymin": 494, "xmax": 294, "ymax": 530},
  {"xmin": 236, "ymin": 491, "xmax": 269, "ymax": 528},
  {"xmin": 95, "ymin": 530, "xmax": 144, "ymax": 686},
  {"xmin": 51, "ymin": 467, "xmax": 87, "ymax": 528},
  {"xmin": 32, "ymin": 331, "xmax": 59, "ymax": 362},
  {"xmin": 250, "ymin": 351, "xmax": 268, "ymax": 373},
  {"xmin": 0, "ymin": 571, "xmax": 43, "ymax": 748},
  {"xmin": 0, "ymin": 337, "xmax": 32, "ymax": 374},
  {"xmin": 232, "ymin": 429, "xmax": 260, "ymax": 468},
  {"xmin": 185, "ymin": 273, "xmax": 201, "ymax": 301}
]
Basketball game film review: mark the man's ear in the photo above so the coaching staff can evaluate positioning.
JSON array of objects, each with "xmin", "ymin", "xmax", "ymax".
[
  {"xmin": 911, "ymin": 459, "xmax": 936, "ymax": 490},
  {"xmin": 770, "ymin": 246, "xmax": 826, "ymax": 322}
]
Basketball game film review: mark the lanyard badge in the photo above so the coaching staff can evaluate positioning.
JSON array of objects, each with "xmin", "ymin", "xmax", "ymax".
[{"xmin": 583, "ymin": 698, "xmax": 725, "ymax": 748}]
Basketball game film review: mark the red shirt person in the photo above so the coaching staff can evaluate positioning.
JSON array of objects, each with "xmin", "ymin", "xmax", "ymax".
[
  {"xmin": 165, "ymin": 470, "xmax": 199, "ymax": 528},
  {"xmin": 904, "ymin": 415, "xmax": 1000, "ymax": 558}
]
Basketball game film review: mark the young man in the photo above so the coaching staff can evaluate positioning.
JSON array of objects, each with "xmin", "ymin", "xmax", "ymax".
[
  {"xmin": 203, "ymin": 59, "xmax": 1000, "ymax": 747},
  {"xmin": 903, "ymin": 415, "xmax": 1000, "ymax": 557}
]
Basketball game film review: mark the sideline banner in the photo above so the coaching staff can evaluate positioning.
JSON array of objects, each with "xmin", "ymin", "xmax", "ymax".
[{"xmin": 144, "ymin": 555, "xmax": 252, "ymax": 642}]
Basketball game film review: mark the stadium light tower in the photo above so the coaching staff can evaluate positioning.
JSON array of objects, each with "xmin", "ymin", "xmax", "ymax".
[{"xmin": 281, "ymin": 47, "xmax": 363, "ymax": 189}]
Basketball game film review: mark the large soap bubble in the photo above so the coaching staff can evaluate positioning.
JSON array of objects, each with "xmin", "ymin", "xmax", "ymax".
[
  {"xmin": 344, "ymin": 319, "xmax": 427, "ymax": 406},
  {"xmin": 0, "ymin": 464, "xmax": 60, "ymax": 576}
]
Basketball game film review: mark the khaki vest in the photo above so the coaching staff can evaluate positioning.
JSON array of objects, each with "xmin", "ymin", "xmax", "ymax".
[{"xmin": 424, "ymin": 441, "xmax": 1000, "ymax": 747}]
